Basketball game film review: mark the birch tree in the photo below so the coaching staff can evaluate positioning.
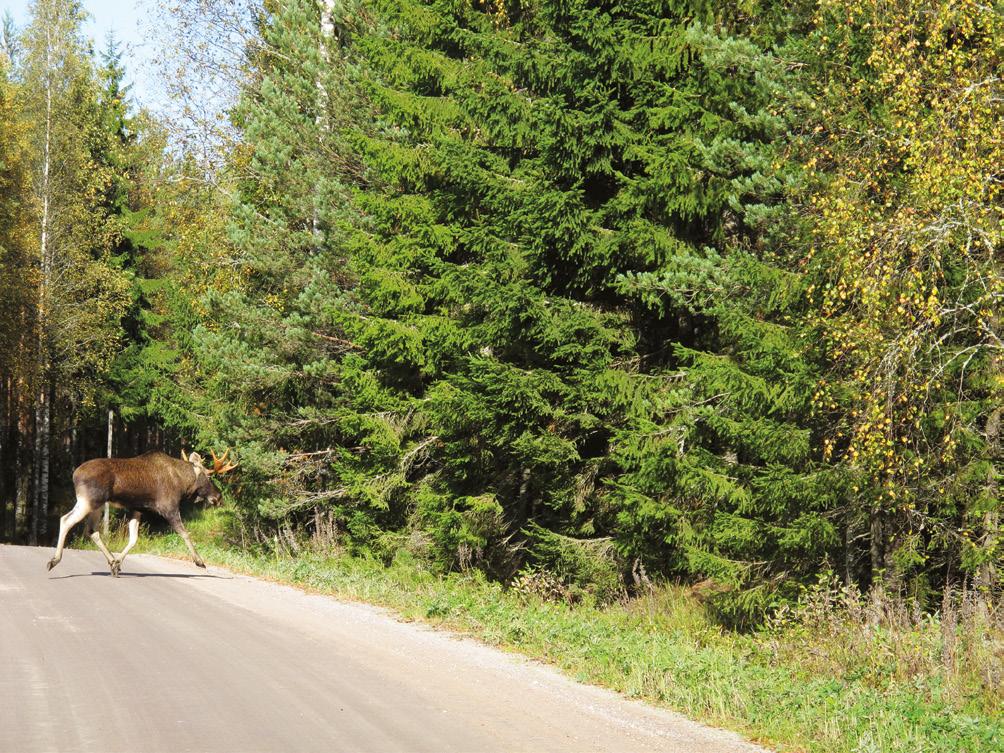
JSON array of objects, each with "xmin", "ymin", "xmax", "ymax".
[
  {"xmin": 148, "ymin": 0, "xmax": 262, "ymax": 165},
  {"xmin": 0, "ymin": 52, "xmax": 35, "ymax": 539},
  {"xmin": 21, "ymin": 0, "xmax": 129, "ymax": 542}
]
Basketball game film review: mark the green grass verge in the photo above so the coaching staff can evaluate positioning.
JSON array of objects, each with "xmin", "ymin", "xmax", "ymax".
[{"xmin": 98, "ymin": 510, "xmax": 1001, "ymax": 753}]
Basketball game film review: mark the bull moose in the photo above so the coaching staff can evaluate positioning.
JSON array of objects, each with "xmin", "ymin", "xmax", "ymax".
[{"xmin": 46, "ymin": 449, "xmax": 237, "ymax": 577}]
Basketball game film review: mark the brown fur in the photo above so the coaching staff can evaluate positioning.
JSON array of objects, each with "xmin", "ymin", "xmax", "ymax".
[
  {"xmin": 73, "ymin": 451, "xmax": 220, "ymax": 518},
  {"xmin": 47, "ymin": 450, "xmax": 223, "ymax": 576}
]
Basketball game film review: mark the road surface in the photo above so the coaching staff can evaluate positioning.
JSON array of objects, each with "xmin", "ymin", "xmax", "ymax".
[{"xmin": 0, "ymin": 544, "xmax": 766, "ymax": 753}]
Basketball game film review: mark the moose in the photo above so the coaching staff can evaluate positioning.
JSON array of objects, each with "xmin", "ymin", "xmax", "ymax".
[{"xmin": 46, "ymin": 449, "xmax": 237, "ymax": 577}]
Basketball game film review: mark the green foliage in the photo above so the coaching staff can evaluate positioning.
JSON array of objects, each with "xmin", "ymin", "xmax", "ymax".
[
  {"xmin": 329, "ymin": 0, "xmax": 840, "ymax": 623},
  {"xmin": 521, "ymin": 521, "xmax": 624, "ymax": 605},
  {"xmin": 0, "ymin": 63, "xmax": 34, "ymax": 380},
  {"xmin": 19, "ymin": 0, "xmax": 134, "ymax": 408},
  {"xmin": 136, "ymin": 0, "xmax": 999, "ymax": 631},
  {"xmin": 143, "ymin": 0, "xmax": 406, "ymax": 543},
  {"xmin": 799, "ymin": 0, "xmax": 1003, "ymax": 595}
]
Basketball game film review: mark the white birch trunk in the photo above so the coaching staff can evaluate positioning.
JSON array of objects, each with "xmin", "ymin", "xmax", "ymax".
[
  {"xmin": 31, "ymin": 22, "xmax": 54, "ymax": 545},
  {"xmin": 312, "ymin": 0, "xmax": 337, "ymax": 242}
]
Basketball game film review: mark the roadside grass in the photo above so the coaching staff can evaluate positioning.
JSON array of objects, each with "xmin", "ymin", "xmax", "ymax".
[{"xmin": 90, "ymin": 508, "xmax": 1002, "ymax": 753}]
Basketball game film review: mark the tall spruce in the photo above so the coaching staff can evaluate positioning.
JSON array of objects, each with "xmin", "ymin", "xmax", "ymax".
[
  {"xmin": 96, "ymin": 34, "xmax": 170, "ymax": 452},
  {"xmin": 330, "ymin": 0, "xmax": 837, "ymax": 612},
  {"xmin": 172, "ymin": 0, "xmax": 842, "ymax": 610}
]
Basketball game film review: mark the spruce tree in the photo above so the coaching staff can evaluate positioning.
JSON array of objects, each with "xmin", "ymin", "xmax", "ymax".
[
  {"xmin": 95, "ymin": 34, "xmax": 170, "ymax": 446},
  {"xmin": 336, "ymin": 1, "xmax": 837, "ymax": 610},
  {"xmin": 166, "ymin": 0, "xmax": 842, "ymax": 607}
]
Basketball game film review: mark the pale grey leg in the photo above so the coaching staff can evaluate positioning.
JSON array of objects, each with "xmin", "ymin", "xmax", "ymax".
[
  {"xmin": 47, "ymin": 499, "xmax": 92, "ymax": 571},
  {"xmin": 112, "ymin": 512, "xmax": 142, "ymax": 572},
  {"xmin": 89, "ymin": 530, "xmax": 118, "ymax": 575},
  {"xmin": 166, "ymin": 512, "xmax": 205, "ymax": 568}
]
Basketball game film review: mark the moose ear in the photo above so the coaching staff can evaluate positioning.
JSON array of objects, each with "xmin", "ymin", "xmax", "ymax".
[
  {"xmin": 180, "ymin": 448, "xmax": 188, "ymax": 461},
  {"xmin": 189, "ymin": 452, "xmax": 204, "ymax": 466}
]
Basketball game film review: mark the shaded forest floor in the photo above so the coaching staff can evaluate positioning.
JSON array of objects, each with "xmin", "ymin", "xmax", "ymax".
[{"xmin": 96, "ymin": 508, "xmax": 1003, "ymax": 753}]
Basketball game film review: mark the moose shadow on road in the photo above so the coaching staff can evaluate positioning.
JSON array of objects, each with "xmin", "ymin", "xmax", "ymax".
[{"xmin": 49, "ymin": 571, "xmax": 230, "ymax": 579}]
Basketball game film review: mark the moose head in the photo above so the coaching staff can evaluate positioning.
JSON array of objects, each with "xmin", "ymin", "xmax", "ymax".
[{"xmin": 182, "ymin": 448, "xmax": 238, "ymax": 506}]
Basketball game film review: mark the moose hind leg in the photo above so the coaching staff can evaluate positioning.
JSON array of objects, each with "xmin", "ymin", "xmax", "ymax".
[
  {"xmin": 82, "ymin": 508, "xmax": 101, "ymax": 538},
  {"xmin": 112, "ymin": 512, "xmax": 142, "ymax": 573},
  {"xmin": 166, "ymin": 511, "xmax": 205, "ymax": 569},
  {"xmin": 47, "ymin": 498, "xmax": 93, "ymax": 571}
]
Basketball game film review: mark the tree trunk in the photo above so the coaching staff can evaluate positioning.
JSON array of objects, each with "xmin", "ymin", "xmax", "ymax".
[
  {"xmin": 869, "ymin": 507, "xmax": 884, "ymax": 584},
  {"xmin": 14, "ymin": 388, "xmax": 30, "ymax": 539},
  {"xmin": 31, "ymin": 20, "xmax": 54, "ymax": 547},
  {"xmin": 31, "ymin": 383, "xmax": 50, "ymax": 544},
  {"xmin": 0, "ymin": 374, "xmax": 7, "ymax": 540},
  {"xmin": 312, "ymin": 0, "xmax": 337, "ymax": 242},
  {"xmin": 69, "ymin": 398, "xmax": 78, "ymax": 470},
  {"xmin": 517, "ymin": 465, "xmax": 531, "ymax": 526},
  {"xmin": 133, "ymin": 421, "xmax": 140, "ymax": 456},
  {"xmin": 40, "ymin": 381, "xmax": 50, "ymax": 540},
  {"xmin": 975, "ymin": 406, "xmax": 1001, "ymax": 619},
  {"xmin": 104, "ymin": 407, "xmax": 113, "ymax": 536}
]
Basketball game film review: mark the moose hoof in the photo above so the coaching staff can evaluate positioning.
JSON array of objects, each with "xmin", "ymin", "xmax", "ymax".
[
  {"xmin": 195, "ymin": 560, "xmax": 206, "ymax": 569},
  {"xmin": 46, "ymin": 558, "xmax": 57, "ymax": 572},
  {"xmin": 110, "ymin": 561, "xmax": 121, "ymax": 578}
]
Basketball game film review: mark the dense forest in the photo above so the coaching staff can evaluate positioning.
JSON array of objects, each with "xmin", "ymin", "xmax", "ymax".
[{"xmin": 0, "ymin": 0, "xmax": 1000, "ymax": 625}]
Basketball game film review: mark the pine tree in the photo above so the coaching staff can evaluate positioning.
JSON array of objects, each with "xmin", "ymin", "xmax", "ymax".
[{"xmin": 147, "ymin": 0, "xmax": 396, "ymax": 544}]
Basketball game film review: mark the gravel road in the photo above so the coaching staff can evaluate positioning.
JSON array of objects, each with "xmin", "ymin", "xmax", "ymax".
[{"xmin": 1, "ymin": 544, "xmax": 767, "ymax": 753}]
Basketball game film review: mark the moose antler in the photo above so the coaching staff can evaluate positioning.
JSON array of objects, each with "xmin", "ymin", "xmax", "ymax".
[{"xmin": 208, "ymin": 448, "xmax": 238, "ymax": 475}]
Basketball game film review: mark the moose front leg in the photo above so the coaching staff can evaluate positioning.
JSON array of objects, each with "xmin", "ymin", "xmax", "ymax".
[
  {"xmin": 89, "ymin": 530, "xmax": 118, "ymax": 575},
  {"xmin": 165, "ymin": 511, "xmax": 206, "ymax": 569}
]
